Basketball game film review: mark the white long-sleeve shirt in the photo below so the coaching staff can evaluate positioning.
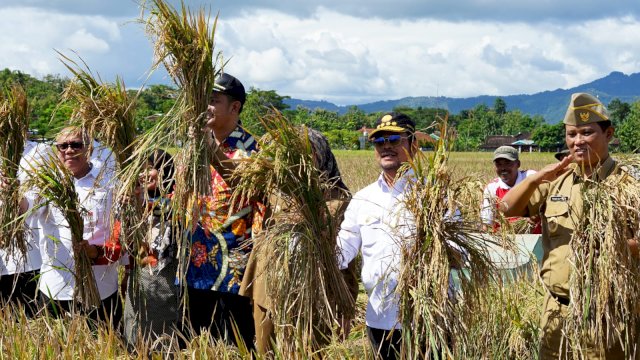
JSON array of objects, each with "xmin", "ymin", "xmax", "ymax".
[
  {"xmin": 27, "ymin": 163, "xmax": 119, "ymax": 301},
  {"xmin": 337, "ymin": 173, "xmax": 415, "ymax": 330},
  {"xmin": 1, "ymin": 141, "xmax": 116, "ymax": 277},
  {"xmin": 0, "ymin": 141, "xmax": 45, "ymax": 276}
]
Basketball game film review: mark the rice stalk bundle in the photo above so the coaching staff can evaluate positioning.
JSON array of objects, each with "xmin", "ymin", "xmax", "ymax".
[
  {"xmin": 231, "ymin": 112, "xmax": 355, "ymax": 356},
  {"xmin": 0, "ymin": 84, "xmax": 29, "ymax": 255},
  {"xmin": 23, "ymin": 154, "xmax": 100, "ymax": 309},
  {"xmin": 58, "ymin": 54, "xmax": 148, "ymax": 261},
  {"xmin": 143, "ymin": 0, "xmax": 221, "ymax": 204},
  {"xmin": 59, "ymin": 53, "xmax": 138, "ymax": 168},
  {"xmin": 565, "ymin": 157, "xmax": 640, "ymax": 357},
  {"xmin": 397, "ymin": 117, "xmax": 512, "ymax": 359},
  {"xmin": 142, "ymin": 1, "xmax": 223, "ymax": 293}
]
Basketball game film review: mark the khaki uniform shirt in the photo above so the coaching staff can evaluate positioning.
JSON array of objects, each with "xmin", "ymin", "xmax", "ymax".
[{"xmin": 528, "ymin": 156, "xmax": 624, "ymax": 298}]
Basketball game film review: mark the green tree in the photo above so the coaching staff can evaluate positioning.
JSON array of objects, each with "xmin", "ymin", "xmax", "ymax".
[
  {"xmin": 531, "ymin": 122, "xmax": 565, "ymax": 151},
  {"xmin": 493, "ymin": 97, "xmax": 507, "ymax": 116},
  {"xmin": 617, "ymin": 101, "xmax": 640, "ymax": 153},
  {"xmin": 607, "ymin": 98, "xmax": 631, "ymax": 127},
  {"xmin": 241, "ymin": 87, "xmax": 290, "ymax": 135}
]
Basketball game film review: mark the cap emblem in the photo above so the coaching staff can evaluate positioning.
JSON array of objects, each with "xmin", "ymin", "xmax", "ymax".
[{"xmin": 580, "ymin": 111, "xmax": 590, "ymax": 122}]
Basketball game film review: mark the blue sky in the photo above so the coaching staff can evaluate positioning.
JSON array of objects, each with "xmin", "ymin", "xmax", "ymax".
[{"xmin": 1, "ymin": 0, "xmax": 639, "ymax": 105}]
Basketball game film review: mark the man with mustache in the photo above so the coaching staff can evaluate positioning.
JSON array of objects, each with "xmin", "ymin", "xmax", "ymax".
[
  {"xmin": 499, "ymin": 93, "xmax": 640, "ymax": 358},
  {"xmin": 336, "ymin": 112, "xmax": 417, "ymax": 360},
  {"xmin": 481, "ymin": 145, "xmax": 541, "ymax": 233}
]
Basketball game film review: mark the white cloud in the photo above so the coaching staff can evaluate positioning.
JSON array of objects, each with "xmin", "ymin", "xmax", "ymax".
[
  {"xmin": 0, "ymin": 4, "xmax": 639, "ymax": 105},
  {"xmin": 64, "ymin": 29, "xmax": 110, "ymax": 53}
]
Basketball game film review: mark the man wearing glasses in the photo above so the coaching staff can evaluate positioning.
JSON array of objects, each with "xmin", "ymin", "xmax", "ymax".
[
  {"xmin": 336, "ymin": 112, "xmax": 417, "ymax": 360},
  {"xmin": 18, "ymin": 127, "xmax": 122, "ymax": 326}
]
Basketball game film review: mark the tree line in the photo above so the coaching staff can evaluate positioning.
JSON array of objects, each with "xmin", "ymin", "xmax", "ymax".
[{"xmin": 2, "ymin": 68, "xmax": 639, "ymax": 153}]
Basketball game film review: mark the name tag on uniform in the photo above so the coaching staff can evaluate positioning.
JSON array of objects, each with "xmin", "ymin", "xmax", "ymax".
[{"xmin": 550, "ymin": 195, "xmax": 569, "ymax": 202}]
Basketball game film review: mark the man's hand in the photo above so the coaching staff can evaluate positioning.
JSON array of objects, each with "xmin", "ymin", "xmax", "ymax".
[
  {"xmin": 528, "ymin": 155, "xmax": 574, "ymax": 185},
  {"xmin": 628, "ymin": 238, "xmax": 639, "ymax": 258},
  {"xmin": 75, "ymin": 240, "xmax": 99, "ymax": 259}
]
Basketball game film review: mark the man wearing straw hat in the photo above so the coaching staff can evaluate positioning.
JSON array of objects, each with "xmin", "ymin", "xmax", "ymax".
[
  {"xmin": 499, "ymin": 93, "xmax": 640, "ymax": 359},
  {"xmin": 337, "ymin": 112, "xmax": 418, "ymax": 360},
  {"xmin": 183, "ymin": 73, "xmax": 263, "ymax": 349}
]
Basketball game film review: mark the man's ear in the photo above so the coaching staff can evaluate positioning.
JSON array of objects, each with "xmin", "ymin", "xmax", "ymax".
[
  {"xmin": 605, "ymin": 126, "xmax": 614, "ymax": 141},
  {"xmin": 231, "ymin": 100, "xmax": 242, "ymax": 115}
]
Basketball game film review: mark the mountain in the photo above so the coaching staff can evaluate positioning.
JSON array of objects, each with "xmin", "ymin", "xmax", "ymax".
[{"xmin": 283, "ymin": 71, "xmax": 640, "ymax": 123}]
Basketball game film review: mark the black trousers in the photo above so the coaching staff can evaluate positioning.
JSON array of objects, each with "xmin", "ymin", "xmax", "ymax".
[
  {"xmin": 182, "ymin": 287, "xmax": 255, "ymax": 350},
  {"xmin": 367, "ymin": 326, "xmax": 403, "ymax": 360},
  {"xmin": 39, "ymin": 290, "xmax": 122, "ymax": 329},
  {"xmin": 0, "ymin": 270, "xmax": 39, "ymax": 318}
]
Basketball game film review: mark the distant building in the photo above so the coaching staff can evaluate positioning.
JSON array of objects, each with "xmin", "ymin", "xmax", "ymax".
[{"xmin": 480, "ymin": 133, "xmax": 538, "ymax": 152}]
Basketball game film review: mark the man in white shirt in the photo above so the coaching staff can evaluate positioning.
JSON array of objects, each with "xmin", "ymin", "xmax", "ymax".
[
  {"xmin": 0, "ymin": 140, "xmax": 45, "ymax": 317},
  {"xmin": 481, "ymin": 146, "xmax": 541, "ymax": 233},
  {"xmin": 20, "ymin": 127, "xmax": 122, "ymax": 326},
  {"xmin": 337, "ymin": 112, "xmax": 418, "ymax": 360}
]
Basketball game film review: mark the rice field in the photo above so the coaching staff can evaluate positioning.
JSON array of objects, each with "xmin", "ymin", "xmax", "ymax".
[
  {"xmin": 335, "ymin": 150, "xmax": 555, "ymax": 192},
  {"xmin": 0, "ymin": 150, "xmax": 557, "ymax": 359}
]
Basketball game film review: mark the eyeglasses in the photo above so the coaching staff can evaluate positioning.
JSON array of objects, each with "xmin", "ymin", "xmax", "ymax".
[
  {"xmin": 55, "ymin": 142, "xmax": 85, "ymax": 151},
  {"xmin": 370, "ymin": 134, "xmax": 408, "ymax": 147}
]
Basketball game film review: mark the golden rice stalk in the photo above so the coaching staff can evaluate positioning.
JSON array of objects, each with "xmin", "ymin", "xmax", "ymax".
[
  {"xmin": 143, "ymin": 0, "xmax": 221, "ymax": 197},
  {"xmin": 0, "ymin": 84, "xmax": 29, "ymax": 255},
  {"xmin": 565, "ymin": 156, "xmax": 640, "ymax": 357},
  {"xmin": 231, "ymin": 112, "xmax": 355, "ymax": 356},
  {"xmin": 59, "ymin": 52, "xmax": 138, "ymax": 168},
  {"xmin": 58, "ymin": 53, "xmax": 148, "ymax": 264},
  {"xmin": 23, "ymin": 153, "xmax": 100, "ymax": 309},
  {"xmin": 397, "ymin": 117, "xmax": 512, "ymax": 359},
  {"xmin": 142, "ymin": 1, "xmax": 222, "ymax": 283}
]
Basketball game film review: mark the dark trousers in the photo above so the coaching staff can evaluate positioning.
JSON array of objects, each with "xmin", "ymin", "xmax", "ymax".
[
  {"xmin": 0, "ymin": 270, "xmax": 39, "ymax": 318},
  {"xmin": 183, "ymin": 287, "xmax": 255, "ymax": 350},
  {"xmin": 39, "ymin": 290, "xmax": 122, "ymax": 329},
  {"xmin": 367, "ymin": 326, "xmax": 403, "ymax": 360}
]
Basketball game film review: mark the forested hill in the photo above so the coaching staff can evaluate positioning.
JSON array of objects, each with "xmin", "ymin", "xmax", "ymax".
[{"xmin": 285, "ymin": 71, "xmax": 640, "ymax": 123}]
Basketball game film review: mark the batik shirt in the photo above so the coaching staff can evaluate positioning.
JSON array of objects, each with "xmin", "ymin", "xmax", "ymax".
[{"xmin": 185, "ymin": 125, "xmax": 265, "ymax": 294}]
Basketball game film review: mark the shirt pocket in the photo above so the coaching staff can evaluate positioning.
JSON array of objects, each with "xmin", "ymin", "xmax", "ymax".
[
  {"xmin": 544, "ymin": 200, "xmax": 570, "ymax": 238},
  {"xmin": 83, "ymin": 190, "xmax": 110, "ymax": 235}
]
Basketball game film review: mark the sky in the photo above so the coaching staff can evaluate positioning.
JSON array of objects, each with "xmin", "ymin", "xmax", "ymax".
[{"xmin": 1, "ymin": 1, "xmax": 639, "ymax": 105}]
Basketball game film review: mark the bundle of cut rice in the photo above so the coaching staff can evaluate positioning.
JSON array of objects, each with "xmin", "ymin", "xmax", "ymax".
[
  {"xmin": 141, "ymin": 0, "xmax": 223, "ymax": 316},
  {"xmin": 397, "ymin": 117, "xmax": 513, "ymax": 359},
  {"xmin": 0, "ymin": 84, "xmax": 29, "ymax": 256},
  {"xmin": 565, "ymin": 157, "xmax": 640, "ymax": 357},
  {"xmin": 231, "ymin": 112, "xmax": 355, "ymax": 357}
]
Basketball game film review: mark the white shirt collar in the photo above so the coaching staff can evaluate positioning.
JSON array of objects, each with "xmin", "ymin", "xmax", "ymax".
[{"xmin": 496, "ymin": 170, "xmax": 526, "ymax": 190}]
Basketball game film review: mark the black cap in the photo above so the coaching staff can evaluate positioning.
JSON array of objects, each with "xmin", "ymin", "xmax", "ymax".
[
  {"xmin": 368, "ymin": 112, "xmax": 416, "ymax": 139},
  {"xmin": 213, "ymin": 73, "xmax": 246, "ymax": 104}
]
